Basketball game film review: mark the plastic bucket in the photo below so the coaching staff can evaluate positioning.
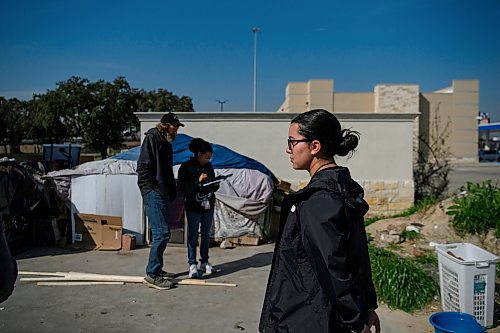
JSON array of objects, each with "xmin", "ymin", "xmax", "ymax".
[{"xmin": 429, "ymin": 312, "xmax": 485, "ymax": 333}]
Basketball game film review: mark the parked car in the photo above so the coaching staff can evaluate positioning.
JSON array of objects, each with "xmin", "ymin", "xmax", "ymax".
[{"xmin": 478, "ymin": 149, "xmax": 500, "ymax": 162}]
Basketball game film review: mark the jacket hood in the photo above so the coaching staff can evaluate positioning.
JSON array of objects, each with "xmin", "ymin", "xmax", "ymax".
[
  {"xmin": 297, "ymin": 166, "xmax": 369, "ymax": 216},
  {"xmin": 144, "ymin": 127, "xmax": 166, "ymax": 143}
]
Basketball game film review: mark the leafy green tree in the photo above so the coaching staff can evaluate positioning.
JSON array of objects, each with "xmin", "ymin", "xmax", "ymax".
[
  {"xmin": 3, "ymin": 75, "xmax": 193, "ymax": 160},
  {"xmin": 136, "ymin": 88, "xmax": 194, "ymax": 112},
  {"xmin": 28, "ymin": 90, "xmax": 71, "ymax": 144},
  {"xmin": 176, "ymin": 96, "xmax": 194, "ymax": 112},
  {"xmin": 80, "ymin": 77, "xmax": 139, "ymax": 159},
  {"xmin": 51, "ymin": 76, "xmax": 92, "ymax": 138},
  {"xmin": 0, "ymin": 97, "xmax": 28, "ymax": 154}
]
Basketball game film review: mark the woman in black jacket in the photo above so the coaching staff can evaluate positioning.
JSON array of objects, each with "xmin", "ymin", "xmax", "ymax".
[
  {"xmin": 259, "ymin": 109, "xmax": 380, "ymax": 333},
  {"xmin": 178, "ymin": 138, "xmax": 219, "ymax": 279}
]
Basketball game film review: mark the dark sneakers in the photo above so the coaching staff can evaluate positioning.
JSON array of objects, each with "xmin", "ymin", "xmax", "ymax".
[
  {"xmin": 158, "ymin": 270, "xmax": 175, "ymax": 278},
  {"xmin": 143, "ymin": 275, "xmax": 174, "ymax": 290}
]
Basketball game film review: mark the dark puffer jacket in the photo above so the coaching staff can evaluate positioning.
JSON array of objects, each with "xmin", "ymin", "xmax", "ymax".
[
  {"xmin": 137, "ymin": 127, "xmax": 176, "ymax": 201},
  {"xmin": 259, "ymin": 167, "xmax": 377, "ymax": 333},
  {"xmin": 177, "ymin": 157, "xmax": 219, "ymax": 213}
]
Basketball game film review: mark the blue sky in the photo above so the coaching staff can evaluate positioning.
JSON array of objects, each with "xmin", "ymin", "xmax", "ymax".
[{"xmin": 1, "ymin": 0, "xmax": 499, "ymax": 121}]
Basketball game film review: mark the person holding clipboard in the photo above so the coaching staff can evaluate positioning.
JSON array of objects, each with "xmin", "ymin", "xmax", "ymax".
[{"xmin": 178, "ymin": 138, "xmax": 221, "ymax": 278}]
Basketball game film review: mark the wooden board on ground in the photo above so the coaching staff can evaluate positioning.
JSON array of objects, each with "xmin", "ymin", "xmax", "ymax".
[
  {"xmin": 19, "ymin": 271, "xmax": 237, "ymax": 287},
  {"xmin": 222, "ymin": 235, "xmax": 261, "ymax": 246}
]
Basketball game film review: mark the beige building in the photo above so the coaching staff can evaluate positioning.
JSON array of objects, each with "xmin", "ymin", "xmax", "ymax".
[{"xmin": 277, "ymin": 79, "xmax": 479, "ymax": 162}]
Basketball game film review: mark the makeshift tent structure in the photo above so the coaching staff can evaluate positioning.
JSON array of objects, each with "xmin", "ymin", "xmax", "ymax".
[{"xmin": 48, "ymin": 134, "xmax": 276, "ymax": 245}]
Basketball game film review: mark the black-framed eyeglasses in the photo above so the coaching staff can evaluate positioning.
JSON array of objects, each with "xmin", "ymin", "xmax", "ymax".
[{"xmin": 287, "ymin": 138, "xmax": 311, "ymax": 150}]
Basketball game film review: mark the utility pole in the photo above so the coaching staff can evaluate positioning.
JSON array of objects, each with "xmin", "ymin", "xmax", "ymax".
[
  {"xmin": 216, "ymin": 99, "xmax": 228, "ymax": 112},
  {"xmin": 252, "ymin": 27, "xmax": 260, "ymax": 113}
]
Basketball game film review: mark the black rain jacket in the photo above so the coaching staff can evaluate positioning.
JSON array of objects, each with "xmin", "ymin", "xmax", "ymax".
[
  {"xmin": 177, "ymin": 157, "xmax": 219, "ymax": 213},
  {"xmin": 259, "ymin": 166, "xmax": 377, "ymax": 333},
  {"xmin": 136, "ymin": 128, "xmax": 176, "ymax": 201}
]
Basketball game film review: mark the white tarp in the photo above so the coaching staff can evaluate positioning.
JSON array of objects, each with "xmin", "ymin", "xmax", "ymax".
[{"xmin": 49, "ymin": 158, "xmax": 274, "ymax": 243}]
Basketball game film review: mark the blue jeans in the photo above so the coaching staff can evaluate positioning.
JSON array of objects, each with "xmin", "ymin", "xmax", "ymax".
[
  {"xmin": 143, "ymin": 191, "xmax": 171, "ymax": 278},
  {"xmin": 186, "ymin": 208, "xmax": 214, "ymax": 266}
]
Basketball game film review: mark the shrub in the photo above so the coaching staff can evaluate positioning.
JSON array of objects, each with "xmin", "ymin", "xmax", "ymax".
[
  {"xmin": 414, "ymin": 103, "xmax": 452, "ymax": 201},
  {"xmin": 446, "ymin": 180, "xmax": 500, "ymax": 240}
]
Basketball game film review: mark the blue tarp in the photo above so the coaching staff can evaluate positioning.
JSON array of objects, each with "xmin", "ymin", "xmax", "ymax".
[{"xmin": 111, "ymin": 134, "xmax": 276, "ymax": 182}]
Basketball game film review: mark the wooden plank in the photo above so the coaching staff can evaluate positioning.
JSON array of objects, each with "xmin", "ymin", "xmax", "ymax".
[
  {"xmin": 20, "ymin": 271, "xmax": 237, "ymax": 287},
  {"xmin": 176, "ymin": 279, "xmax": 237, "ymax": 287},
  {"xmin": 226, "ymin": 235, "xmax": 261, "ymax": 246},
  {"xmin": 66, "ymin": 272, "xmax": 144, "ymax": 282},
  {"xmin": 21, "ymin": 276, "xmax": 144, "ymax": 283},
  {"xmin": 37, "ymin": 282, "xmax": 125, "ymax": 286},
  {"xmin": 19, "ymin": 271, "xmax": 67, "ymax": 277}
]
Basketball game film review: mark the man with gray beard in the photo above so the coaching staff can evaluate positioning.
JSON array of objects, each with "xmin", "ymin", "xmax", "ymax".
[{"xmin": 137, "ymin": 112, "xmax": 184, "ymax": 290}]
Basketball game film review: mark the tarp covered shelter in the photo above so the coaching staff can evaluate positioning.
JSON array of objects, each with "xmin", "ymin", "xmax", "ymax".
[{"xmin": 48, "ymin": 134, "xmax": 276, "ymax": 245}]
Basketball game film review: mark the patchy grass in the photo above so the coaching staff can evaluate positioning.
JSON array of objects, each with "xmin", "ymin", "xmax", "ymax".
[{"xmin": 369, "ymin": 245, "xmax": 440, "ymax": 312}]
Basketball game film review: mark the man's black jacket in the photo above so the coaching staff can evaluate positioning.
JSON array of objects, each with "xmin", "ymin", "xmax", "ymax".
[
  {"xmin": 137, "ymin": 128, "xmax": 176, "ymax": 201},
  {"xmin": 259, "ymin": 167, "xmax": 377, "ymax": 333}
]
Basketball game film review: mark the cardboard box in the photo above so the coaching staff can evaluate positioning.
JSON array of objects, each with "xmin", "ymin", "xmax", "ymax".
[
  {"xmin": 74, "ymin": 214, "xmax": 122, "ymax": 250},
  {"xmin": 122, "ymin": 234, "xmax": 136, "ymax": 251}
]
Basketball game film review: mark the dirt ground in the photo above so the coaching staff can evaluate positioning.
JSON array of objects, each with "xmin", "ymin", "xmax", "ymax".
[
  {"xmin": 366, "ymin": 198, "xmax": 499, "ymax": 257},
  {"xmin": 366, "ymin": 198, "xmax": 500, "ymax": 332}
]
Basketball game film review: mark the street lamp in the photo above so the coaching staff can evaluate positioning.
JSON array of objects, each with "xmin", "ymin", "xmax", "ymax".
[
  {"xmin": 252, "ymin": 27, "xmax": 260, "ymax": 113},
  {"xmin": 216, "ymin": 99, "xmax": 228, "ymax": 112}
]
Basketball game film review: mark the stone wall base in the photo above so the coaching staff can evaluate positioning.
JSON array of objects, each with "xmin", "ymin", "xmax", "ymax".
[
  {"xmin": 360, "ymin": 180, "xmax": 414, "ymax": 217},
  {"xmin": 294, "ymin": 179, "xmax": 414, "ymax": 217}
]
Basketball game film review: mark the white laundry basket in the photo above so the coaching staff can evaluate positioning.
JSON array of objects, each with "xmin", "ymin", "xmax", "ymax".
[{"xmin": 436, "ymin": 242, "xmax": 499, "ymax": 328}]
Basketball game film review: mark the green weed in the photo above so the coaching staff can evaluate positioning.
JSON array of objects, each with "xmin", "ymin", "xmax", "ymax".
[
  {"xmin": 447, "ymin": 180, "xmax": 500, "ymax": 239},
  {"xmin": 368, "ymin": 245, "xmax": 439, "ymax": 312}
]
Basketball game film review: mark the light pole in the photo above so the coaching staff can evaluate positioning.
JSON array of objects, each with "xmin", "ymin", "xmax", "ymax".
[
  {"xmin": 252, "ymin": 27, "xmax": 260, "ymax": 113},
  {"xmin": 216, "ymin": 99, "xmax": 228, "ymax": 112}
]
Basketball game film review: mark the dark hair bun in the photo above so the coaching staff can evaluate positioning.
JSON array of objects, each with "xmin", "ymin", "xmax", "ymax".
[
  {"xmin": 188, "ymin": 138, "xmax": 204, "ymax": 153},
  {"xmin": 188, "ymin": 138, "xmax": 213, "ymax": 154},
  {"xmin": 337, "ymin": 129, "xmax": 359, "ymax": 157}
]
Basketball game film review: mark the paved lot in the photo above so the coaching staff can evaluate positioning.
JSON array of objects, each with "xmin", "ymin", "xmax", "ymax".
[
  {"xmin": 448, "ymin": 162, "xmax": 499, "ymax": 194},
  {"xmin": 1, "ymin": 243, "xmax": 438, "ymax": 333}
]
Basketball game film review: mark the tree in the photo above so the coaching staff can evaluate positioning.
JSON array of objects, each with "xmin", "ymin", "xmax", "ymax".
[
  {"xmin": 80, "ymin": 77, "xmax": 139, "ymax": 159},
  {"xmin": 2, "ymin": 75, "xmax": 193, "ymax": 160},
  {"xmin": 414, "ymin": 103, "xmax": 452, "ymax": 201},
  {"xmin": 51, "ymin": 76, "xmax": 92, "ymax": 139},
  {"xmin": 136, "ymin": 89, "xmax": 194, "ymax": 113},
  {"xmin": 0, "ymin": 97, "xmax": 28, "ymax": 154},
  {"xmin": 28, "ymin": 90, "xmax": 72, "ymax": 144}
]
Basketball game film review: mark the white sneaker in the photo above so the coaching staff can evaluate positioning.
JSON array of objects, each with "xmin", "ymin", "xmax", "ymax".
[
  {"xmin": 188, "ymin": 264, "xmax": 199, "ymax": 278},
  {"xmin": 200, "ymin": 262, "xmax": 213, "ymax": 275}
]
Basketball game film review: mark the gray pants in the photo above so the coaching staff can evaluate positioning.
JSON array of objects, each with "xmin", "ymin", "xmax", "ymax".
[{"xmin": 0, "ymin": 218, "xmax": 17, "ymax": 303}]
